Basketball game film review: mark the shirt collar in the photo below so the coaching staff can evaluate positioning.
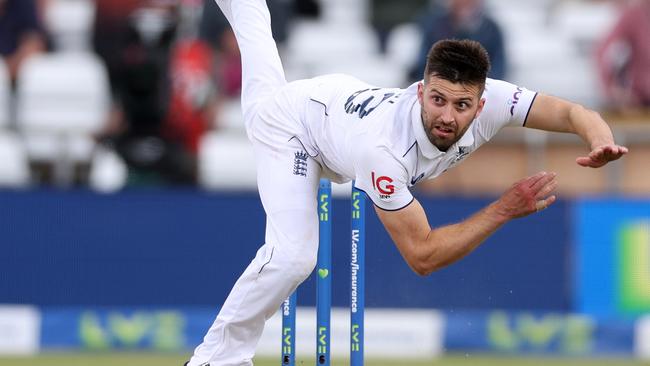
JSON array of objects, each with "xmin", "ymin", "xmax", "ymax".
[{"xmin": 410, "ymin": 96, "xmax": 475, "ymax": 159}]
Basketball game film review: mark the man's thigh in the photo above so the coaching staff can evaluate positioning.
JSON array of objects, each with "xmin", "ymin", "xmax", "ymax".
[{"xmin": 252, "ymin": 133, "xmax": 321, "ymax": 252}]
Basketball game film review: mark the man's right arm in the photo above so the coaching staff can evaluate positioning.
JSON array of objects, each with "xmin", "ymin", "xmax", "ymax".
[{"xmin": 375, "ymin": 171, "xmax": 557, "ymax": 276}]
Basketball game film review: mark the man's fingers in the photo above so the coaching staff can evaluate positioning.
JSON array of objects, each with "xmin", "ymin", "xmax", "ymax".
[
  {"xmin": 535, "ymin": 195, "xmax": 556, "ymax": 212},
  {"xmin": 523, "ymin": 171, "xmax": 547, "ymax": 187},
  {"xmin": 577, "ymin": 156, "xmax": 608, "ymax": 168},
  {"xmin": 543, "ymin": 195, "xmax": 557, "ymax": 210},
  {"xmin": 577, "ymin": 146, "xmax": 627, "ymax": 168},
  {"xmin": 589, "ymin": 147, "xmax": 607, "ymax": 162},
  {"xmin": 535, "ymin": 179, "xmax": 558, "ymax": 199},
  {"xmin": 588, "ymin": 144, "xmax": 629, "ymax": 163},
  {"xmin": 530, "ymin": 171, "xmax": 556, "ymax": 193},
  {"xmin": 606, "ymin": 144, "xmax": 628, "ymax": 155},
  {"xmin": 596, "ymin": 145, "xmax": 618, "ymax": 160},
  {"xmin": 603, "ymin": 146, "xmax": 627, "ymax": 161},
  {"xmin": 576, "ymin": 156, "xmax": 593, "ymax": 167}
]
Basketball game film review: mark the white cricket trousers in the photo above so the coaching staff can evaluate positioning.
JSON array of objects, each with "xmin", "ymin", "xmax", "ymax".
[{"xmin": 188, "ymin": 1, "xmax": 322, "ymax": 365}]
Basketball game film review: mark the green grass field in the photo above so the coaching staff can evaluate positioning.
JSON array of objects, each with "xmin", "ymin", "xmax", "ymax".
[{"xmin": 1, "ymin": 353, "xmax": 649, "ymax": 366}]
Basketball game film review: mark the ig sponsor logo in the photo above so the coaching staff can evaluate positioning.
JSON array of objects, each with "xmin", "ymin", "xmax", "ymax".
[{"xmin": 371, "ymin": 172, "xmax": 395, "ymax": 199}]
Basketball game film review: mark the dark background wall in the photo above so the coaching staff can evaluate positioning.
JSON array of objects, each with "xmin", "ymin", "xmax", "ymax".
[{"xmin": 0, "ymin": 189, "xmax": 570, "ymax": 310}]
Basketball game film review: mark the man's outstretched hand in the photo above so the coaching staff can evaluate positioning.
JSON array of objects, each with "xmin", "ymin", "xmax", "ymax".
[
  {"xmin": 491, "ymin": 171, "xmax": 558, "ymax": 221},
  {"xmin": 576, "ymin": 144, "xmax": 628, "ymax": 168}
]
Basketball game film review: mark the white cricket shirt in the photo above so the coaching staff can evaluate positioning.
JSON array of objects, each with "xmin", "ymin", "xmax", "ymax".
[{"xmin": 292, "ymin": 74, "xmax": 537, "ymax": 211}]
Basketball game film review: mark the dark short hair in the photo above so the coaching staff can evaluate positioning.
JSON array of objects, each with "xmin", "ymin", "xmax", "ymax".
[{"xmin": 424, "ymin": 39, "xmax": 491, "ymax": 90}]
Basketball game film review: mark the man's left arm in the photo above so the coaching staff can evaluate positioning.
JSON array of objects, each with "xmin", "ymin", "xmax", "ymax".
[{"xmin": 524, "ymin": 94, "xmax": 628, "ymax": 168}]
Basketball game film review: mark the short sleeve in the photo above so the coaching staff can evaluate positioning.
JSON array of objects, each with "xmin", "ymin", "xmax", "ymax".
[
  {"xmin": 476, "ymin": 79, "xmax": 538, "ymax": 139},
  {"xmin": 352, "ymin": 146, "xmax": 413, "ymax": 211}
]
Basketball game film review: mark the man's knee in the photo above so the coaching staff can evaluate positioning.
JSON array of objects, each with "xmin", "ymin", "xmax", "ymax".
[
  {"xmin": 289, "ymin": 251, "xmax": 318, "ymax": 280},
  {"xmin": 273, "ymin": 246, "xmax": 317, "ymax": 281}
]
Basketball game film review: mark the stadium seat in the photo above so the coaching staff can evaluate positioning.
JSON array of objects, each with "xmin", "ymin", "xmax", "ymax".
[
  {"xmin": 88, "ymin": 144, "xmax": 128, "ymax": 193},
  {"xmin": 311, "ymin": 56, "xmax": 407, "ymax": 88},
  {"xmin": 510, "ymin": 58, "xmax": 602, "ymax": 108},
  {"xmin": 15, "ymin": 53, "xmax": 110, "ymax": 185},
  {"xmin": 551, "ymin": 0, "xmax": 618, "ymax": 53},
  {"xmin": 0, "ymin": 59, "xmax": 9, "ymax": 128},
  {"xmin": 385, "ymin": 23, "xmax": 422, "ymax": 72},
  {"xmin": 215, "ymin": 99, "xmax": 245, "ymax": 132},
  {"xmin": 198, "ymin": 130, "xmax": 257, "ymax": 190},
  {"xmin": 285, "ymin": 20, "xmax": 381, "ymax": 79},
  {"xmin": 197, "ymin": 130, "xmax": 355, "ymax": 194},
  {"xmin": 507, "ymin": 31, "xmax": 576, "ymax": 69},
  {"xmin": 0, "ymin": 132, "xmax": 31, "ymax": 187},
  {"xmin": 321, "ymin": 0, "xmax": 369, "ymax": 25},
  {"xmin": 44, "ymin": 0, "xmax": 96, "ymax": 52},
  {"xmin": 507, "ymin": 30, "xmax": 602, "ymax": 108},
  {"xmin": 486, "ymin": 0, "xmax": 548, "ymax": 34}
]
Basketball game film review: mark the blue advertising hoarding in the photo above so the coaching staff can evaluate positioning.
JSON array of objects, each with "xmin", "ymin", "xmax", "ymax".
[
  {"xmin": 445, "ymin": 310, "xmax": 634, "ymax": 356},
  {"xmin": 574, "ymin": 198, "xmax": 650, "ymax": 316},
  {"xmin": 0, "ymin": 189, "xmax": 569, "ymax": 310},
  {"xmin": 37, "ymin": 307, "xmax": 635, "ymax": 357},
  {"xmin": 40, "ymin": 307, "xmax": 213, "ymax": 351}
]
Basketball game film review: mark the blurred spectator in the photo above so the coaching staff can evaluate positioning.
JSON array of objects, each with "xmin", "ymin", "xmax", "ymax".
[
  {"xmin": 198, "ymin": 0, "xmax": 242, "ymax": 104},
  {"xmin": 162, "ymin": 1, "xmax": 217, "ymax": 156},
  {"xmin": 165, "ymin": 38, "xmax": 216, "ymax": 156},
  {"xmin": 596, "ymin": 0, "xmax": 650, "ymax": 110},
  {"xmin": 214, "ymin": 28, "xmax": 241, "ymax": 99},
  {"xmin": 409, "ymin": 0, "xmax": 506, "ymax": 81},
  {"xmin": 197, "ymin": 1, "xmax": 242, "ymax": 134},
  {"xmin": 371, "ymin": 0, "xmax": 426, "ymax": 52},
  {"xmin": 0, "ymin": 0, "xmax": 46, "ymax": 87},
  {"xmin": 293, "ymin": 0, "xmax": 320, "ymax": 18},
  {"xmin": 198, "ymin": 0, "xmax": 296, "ymax": 100},
  {"xmin": 93, "ymin": 0, "xmax": 148, "ymax": 100},
  {"xmin": 93, "ymin": 0, "xmax": 200, "ymax": 186},
  {"xmin": 199, "ymin": 0, "xmax": 294, "ymax": 49},
  {"xmin": 198, "ymin": 0, "xmax": 229, "ymax": 50},
  {"xmin": 266, "ymin": 0, "xmax": 293, "ymax": 45}
]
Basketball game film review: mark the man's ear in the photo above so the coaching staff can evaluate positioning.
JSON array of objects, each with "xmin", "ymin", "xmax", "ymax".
[
  {"xmin": 475, "ymin": 98, "xmax": 486, "ymax": 118},
  {"xmin": 417, "ymin": 82, "xmax": 424, "ymax": 105}
]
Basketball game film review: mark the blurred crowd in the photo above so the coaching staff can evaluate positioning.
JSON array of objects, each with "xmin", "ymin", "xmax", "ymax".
[
  {"xmin": 596, "ymin": 0, "xmax": 650, "ymax": 111},
  {"xmin": 0, "ymin": 0, "xmax": 648, "ymax": 190}
]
